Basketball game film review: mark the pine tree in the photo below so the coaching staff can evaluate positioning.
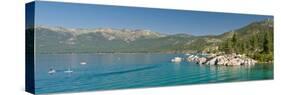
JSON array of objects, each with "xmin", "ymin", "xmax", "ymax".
[
  {"xmin": 231, "ymin": 33, "xmax": 237, "ymax": 53},
  {"xmin": 263, "ymin": 31, "xmax": 270, "ymax": 53}
]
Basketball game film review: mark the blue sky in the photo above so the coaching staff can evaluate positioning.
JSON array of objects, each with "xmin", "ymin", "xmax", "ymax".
[{"xmin": 34, "ymin": 1, "xmax": 273, "ymax": 36}]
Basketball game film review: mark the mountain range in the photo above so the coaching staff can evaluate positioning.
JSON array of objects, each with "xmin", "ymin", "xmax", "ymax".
[{"xmin": 28, "ymin": 19, "xmax": 273, "ymax": 54}]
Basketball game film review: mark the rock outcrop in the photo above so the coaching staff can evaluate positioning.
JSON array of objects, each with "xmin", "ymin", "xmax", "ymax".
[
  {"xmin": 171, "ymin": 57, "xmax": 182, "ymax": 63},
  {"xmin": 186, "ymin": 54, "xmax": 257, "ymax": 66}
]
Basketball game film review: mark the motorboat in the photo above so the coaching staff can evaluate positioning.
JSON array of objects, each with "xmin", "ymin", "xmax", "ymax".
[{"xmin": 80, "ymin": 61, "xmax": 87, "ymax": 65}]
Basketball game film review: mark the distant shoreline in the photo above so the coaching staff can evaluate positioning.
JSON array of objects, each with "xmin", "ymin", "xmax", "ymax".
[{"xmin": 35, "ymin": 52, "xmax": 192, "ymax": 54}]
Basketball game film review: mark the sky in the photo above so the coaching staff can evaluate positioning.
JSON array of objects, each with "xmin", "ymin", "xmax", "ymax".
[{"xmin": 33, "ymin": 1, "xmax": 273, "ymax": 36}]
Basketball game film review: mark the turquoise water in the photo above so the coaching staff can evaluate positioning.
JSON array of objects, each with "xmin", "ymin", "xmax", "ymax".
[{"xmin": 35, "ymin": 54, "xmax": 273, "ymax": 94}]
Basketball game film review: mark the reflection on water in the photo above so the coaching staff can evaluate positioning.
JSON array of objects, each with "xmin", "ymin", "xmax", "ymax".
[{"xmin": 35, "ymin": 54, "xmax": 273, "ymax": 94}]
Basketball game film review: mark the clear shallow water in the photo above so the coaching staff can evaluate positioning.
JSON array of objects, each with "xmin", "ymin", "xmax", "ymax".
[{"xmin": 35, "ymin": 54, "xmax": 273, "ymax": 94}]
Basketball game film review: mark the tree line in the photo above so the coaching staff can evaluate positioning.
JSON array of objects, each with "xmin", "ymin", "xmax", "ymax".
[{"xmin": 219, "ymin": 29, "xmax": 273, "ymax": 62}]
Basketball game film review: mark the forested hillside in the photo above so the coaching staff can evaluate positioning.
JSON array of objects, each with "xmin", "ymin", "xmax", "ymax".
[
  {"xmin": 218, "ymin": 19, "xmax": 273, "ymax": 62},
  {"xmin": 30, "ymin": 19, "xmax": 273, "ymax": 62}
]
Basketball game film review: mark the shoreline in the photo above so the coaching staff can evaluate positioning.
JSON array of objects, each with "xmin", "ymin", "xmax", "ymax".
[
  {"xmin": 36, "ymin": 52, "xmax": 273, "ymax": 64},
  {"xmin": 35, "ymin": 52, "xmax": 194, "ymax": 54}
]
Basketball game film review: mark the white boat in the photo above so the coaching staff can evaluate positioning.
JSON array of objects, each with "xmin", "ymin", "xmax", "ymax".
[
  {"xmin": 80, "ymin": 62, "xmax": 87, "ymax": 65},
  {"xmin": 65, "ymin": 53, "xmax": 74, "ymax": 74},
  {"xmin": 171, "ymin": 57, "xmax": 182, "ymax": 63},
  {"xmin": 64, "ymin": 68, "xmax": 73, "ymax": 73},
  {"xmin": 48, "ymin": 68, "xmax": 56, "ymax": 74}
]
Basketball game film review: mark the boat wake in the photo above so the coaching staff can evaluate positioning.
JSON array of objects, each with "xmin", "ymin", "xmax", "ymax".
[{"xmin": 93, "ymin": 65, "xmax": 159, "ymax": 77}]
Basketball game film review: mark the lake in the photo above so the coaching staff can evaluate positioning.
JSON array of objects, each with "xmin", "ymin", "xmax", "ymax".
[{"xmin": 35, "ymin": 53, "xmax": 273, "ymax": 94}]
